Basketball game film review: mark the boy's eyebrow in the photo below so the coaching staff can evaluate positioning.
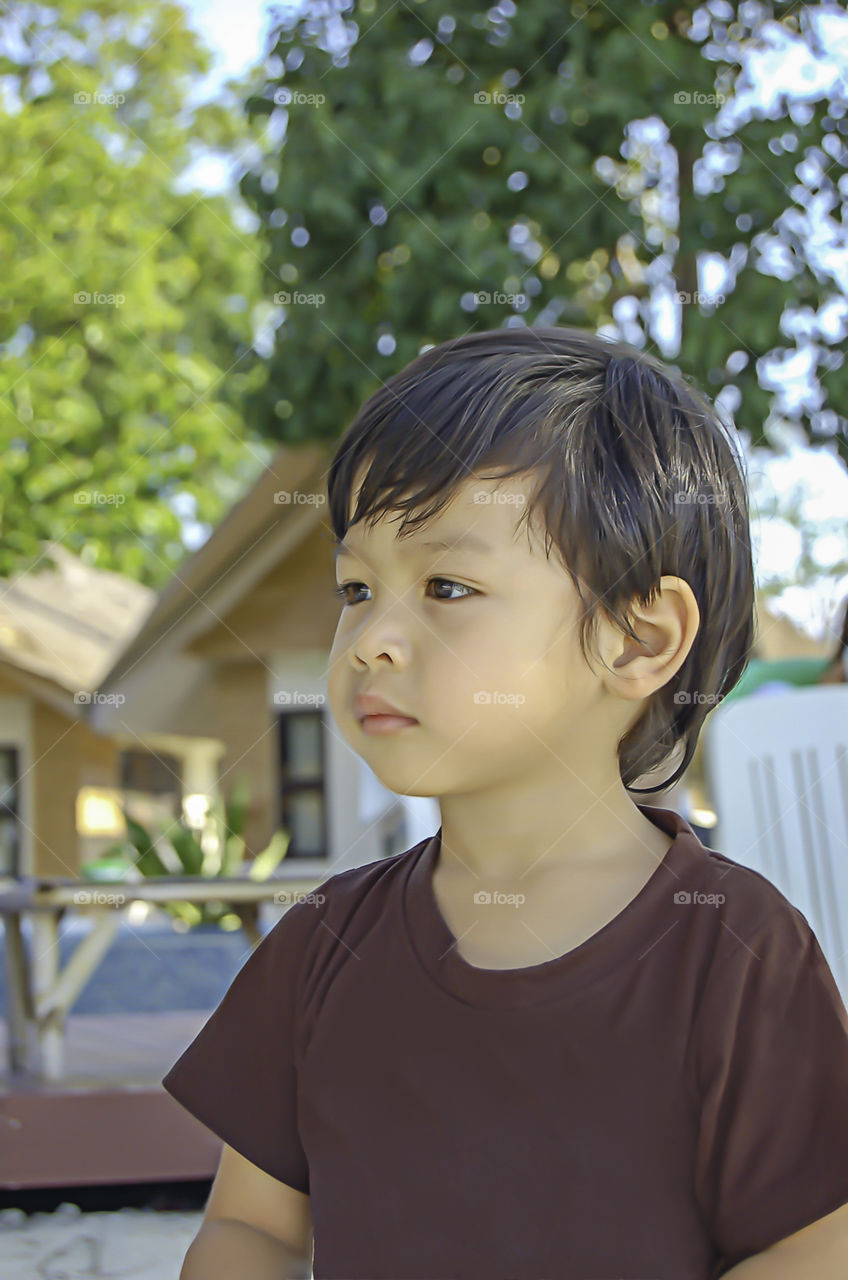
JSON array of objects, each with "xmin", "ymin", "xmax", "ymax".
[{"xmin": 333, "ymin": 531, "xmax": 494, "ymax": 562}]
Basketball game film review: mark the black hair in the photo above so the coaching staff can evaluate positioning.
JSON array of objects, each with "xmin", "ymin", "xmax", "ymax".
[{"xmin": 326, "ymin": 325, "xmax": 756, "ymax": 793}]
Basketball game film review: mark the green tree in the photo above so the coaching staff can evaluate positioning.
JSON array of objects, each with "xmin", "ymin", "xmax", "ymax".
[
  {"xmin": 0, "ymin": 0, "xmax": 275, "ymax": 584},
  {"xmin": 240, "ymin": 0, "xmax": 848, "ymax": 463}
]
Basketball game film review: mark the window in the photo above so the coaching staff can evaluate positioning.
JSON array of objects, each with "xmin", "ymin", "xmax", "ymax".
[
  {"xmin": 119, "ymin": 748, "xmax": 182, "ymax": 828},
  {"xmin": 120, "ymin": 748, "xmax": 182, "ymax": 796},
  {"xmin": 277, "ymin": 710, "xmax": 327, "ymax": 858},
  {"xmin": 0, "ymin": 746, "xmax": 21, "ymax": 876}
]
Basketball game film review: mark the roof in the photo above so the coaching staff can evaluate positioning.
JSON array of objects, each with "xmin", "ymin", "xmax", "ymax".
[
  {"xmin": 91, "ymin": 442, "xmax": 333, "ymax": 698},
  {"xmin": 0, "ymin": 542, "xmax": 157, "ymax": 703}
]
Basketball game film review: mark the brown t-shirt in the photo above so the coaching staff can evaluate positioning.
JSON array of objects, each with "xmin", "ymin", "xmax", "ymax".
[{"xmin": 162, "ymin": 804, "xmax": 848, "ymax": 1279}]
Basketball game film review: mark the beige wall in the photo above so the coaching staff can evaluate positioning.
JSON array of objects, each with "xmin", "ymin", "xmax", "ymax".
[
  {"xmin": 180, "ymin": 526, "xmax": 342, "ymax": 858},
  {"xmin": 188, "ymin": 526, "xmax": 339, "ymax": 661},
  {"xmin": 192, "ymin": 663, "xmax": 278, "ymax": 858},
  {"xmin": 31, "ymin": 700, "xmax": 121, "ymax": 877}
]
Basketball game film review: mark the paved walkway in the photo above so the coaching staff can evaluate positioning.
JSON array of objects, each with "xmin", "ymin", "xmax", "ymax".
[
  {"xmin": 0, "ymin": 1203, "xmax": 204, "ymax": 1280},
  {"xmin": 1, "ymin": 1202, "xmax": 318, "ymax": 1279},
  {"xmin": 0, "ymin": 916, "xmax": 275, "ymax": 1276},
  {"xmin": 0, "ymin": 915, "xmax": 260, "ymax": 1019}
]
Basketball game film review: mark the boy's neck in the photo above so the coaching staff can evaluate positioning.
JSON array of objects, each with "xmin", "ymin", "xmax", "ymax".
[{"xmin": 435, "ymin": 784, "xmax": 673, "ymax": 884}]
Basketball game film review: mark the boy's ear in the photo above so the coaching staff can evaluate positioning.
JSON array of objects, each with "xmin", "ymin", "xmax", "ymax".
[{"xmin": 596, "ymin": 575, "xmax": 700, "ymax": 702}]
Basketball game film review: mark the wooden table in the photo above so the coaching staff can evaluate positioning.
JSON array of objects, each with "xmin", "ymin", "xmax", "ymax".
[{"xmin": 0, "ymin": 875, "xmax": 322, "ymax": 1081}]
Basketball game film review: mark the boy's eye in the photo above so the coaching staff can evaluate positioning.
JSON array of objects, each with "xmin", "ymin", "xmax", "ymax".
[{"xmin": 333, "ymin": 578, "xmax": 477, "ymax": 606}]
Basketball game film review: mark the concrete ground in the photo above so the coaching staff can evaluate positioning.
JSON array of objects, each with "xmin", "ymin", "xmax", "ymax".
[
  {"xmin": 0, "ymin": 914, "xmax": 272, "ymax": 1278},
  {"xmin": 0, "ymin": 912, "xmax": 259, "ymax": 1020},
  {"xmin": 0, "ymin": 1202, "xmax": 318, "ymax": 1279},
  {"xmin": 0, "ymin": 1202, "xmax": 204, "ymax": 1280}
]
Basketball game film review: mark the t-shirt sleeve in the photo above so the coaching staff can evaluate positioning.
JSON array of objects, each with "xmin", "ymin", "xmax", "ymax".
[
  {"xmin": 161, "ymin": 897, "xmax": 318, "ymax": 1193},
  {"xmin": 692, "ymin": 902, "xmax": 848, "ymax": 1268}
]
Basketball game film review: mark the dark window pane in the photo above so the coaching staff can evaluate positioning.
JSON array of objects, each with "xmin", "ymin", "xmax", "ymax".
[
  {"xmin": 278, "ymin": 711, "xmax": 327, "ymax": 857},
  {"xmin": 0, "ymin": 747, "xmax": 20, "ymax": 875},
  {"xmin": 283, "ymin": 712, "xmax": 323, "ymax": 781},
  {"xmin": 286, "ymin": 790, "xmax": 325, "ymax": 857},
  {"xmin": 120, "ymin": 749, "xmax": 182, "ymax": 796}
]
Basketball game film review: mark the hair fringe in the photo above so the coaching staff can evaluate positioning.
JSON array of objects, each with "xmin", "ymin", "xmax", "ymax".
[{"xmin": 326, "ymin": 326, "xmax": 757, "ymax": 794}]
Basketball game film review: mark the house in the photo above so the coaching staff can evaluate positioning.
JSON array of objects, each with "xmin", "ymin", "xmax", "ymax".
[
  {"xmin": 3, "ymin": 442, "xmax": 833, "ymax": 884},
  {"xmin": 83, "ymin": 442, "xmax": 436, "ymax": 885},
  {"xmin": 0, "ymin": 542, "xmax": 157, "ymax": 879}
]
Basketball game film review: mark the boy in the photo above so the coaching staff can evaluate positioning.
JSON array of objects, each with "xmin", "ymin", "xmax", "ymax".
[{"xmin": 163, "ymin": 326, "xmax": 848, "ymax": 1279}]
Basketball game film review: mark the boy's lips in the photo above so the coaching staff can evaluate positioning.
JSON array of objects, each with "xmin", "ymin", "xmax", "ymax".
[
  {"xmin": 353, "ymin": 691, "xmax": 418, "ymax": 721},
  {"xmin": 359, "ymin": 714, "xmax": 419, "ymax": 736}
]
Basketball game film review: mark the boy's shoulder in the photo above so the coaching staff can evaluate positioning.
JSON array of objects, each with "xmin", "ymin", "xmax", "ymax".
[
  {"xmin": 317, "ymin": 834, "xmax": 431, "ymax": 896},
  {"xmin": 685, "ymin": 836, "xmax": 824, "ymax": 969},
  {"xmin": 696, "ymin": 839, "xmax": 803, "ymax": 911},
  {"xmin": 275, "ymin": 833, "xmax": 431, "ymax": 930},
  {"xmin": 254, "ymin": 836, "xmax": 433, "ymax": 980}
]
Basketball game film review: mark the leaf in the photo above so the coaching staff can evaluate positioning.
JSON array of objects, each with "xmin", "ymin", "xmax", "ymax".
[
  {"xmin": 247, "ymin": 828, "xmax": 291, "ymax": 881},
  {"xmin": 223, "ymin": 777, "xmax": 251, "ymax": 842},
  {"xmin": 162, "ymin": 820, "xmax": 205, "ymax": 876},
  {"xmin": 220, "ymin": 833, "xmax": 246, "ymax": 878},
  {"xmin": 123, "ymin": 812, "xmax": 170, "ymax": 878}
]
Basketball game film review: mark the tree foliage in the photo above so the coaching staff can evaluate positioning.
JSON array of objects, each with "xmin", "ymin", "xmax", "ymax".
[
  {"xmin": 0, "ymin": 0, "xmax": 273, "ymax": 584},
  {"xmin": 240, "ymin": 0, "xmax": 848, "ymax": 464},
  {"xmin": 2, "ymin": 0, "xmax": 846, "ymax": 587}
]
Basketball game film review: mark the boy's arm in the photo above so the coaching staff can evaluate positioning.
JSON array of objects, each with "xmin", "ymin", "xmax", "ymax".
[
  {"xmin": 718, "ymin": 1198, "xmax": 848, "ymax": 1279},
  {"xmin": 180, "ymin": 1142, "xmax": 313, "ymax": 1279},
  {"xmin": 181, "ymin": 1218, "xmax": 312, "ymax": 1279}
]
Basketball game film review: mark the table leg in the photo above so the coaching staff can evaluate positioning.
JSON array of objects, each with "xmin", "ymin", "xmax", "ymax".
[
  {"xmin": 2, "ymin": 911, "xmax": 33, "ymax": 1073},
  {"xmin": 30, "ymin": 911, "xmax": 65, "ymax": 1081}
]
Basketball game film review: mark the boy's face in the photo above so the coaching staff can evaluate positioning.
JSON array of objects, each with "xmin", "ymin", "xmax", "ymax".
[{"xmin": 327, "ymin": 465, "xmax": 624, "ymax": 802}]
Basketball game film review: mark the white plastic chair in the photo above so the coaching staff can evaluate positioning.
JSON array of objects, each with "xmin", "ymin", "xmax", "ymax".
[{"xmin": 702, "ymin": 684, "xmax": 848, "ymax": 1004}]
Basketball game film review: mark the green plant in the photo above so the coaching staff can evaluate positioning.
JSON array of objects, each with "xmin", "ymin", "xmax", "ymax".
[{"xmin": 81, "ymin": 777, "xmax": 290, "ymax": 931}]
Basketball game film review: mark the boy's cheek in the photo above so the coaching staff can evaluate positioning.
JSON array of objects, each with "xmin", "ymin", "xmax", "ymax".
[{"xmin": 325, "ymin": 665, "xmax": 352, "ymax": 727}]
